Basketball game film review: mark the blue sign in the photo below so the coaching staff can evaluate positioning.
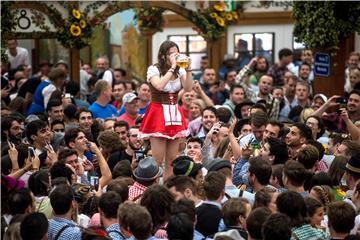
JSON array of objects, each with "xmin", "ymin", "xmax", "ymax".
[{"xmin": 314, "ymin": 52, "xmax": 331, "ymax": 77}]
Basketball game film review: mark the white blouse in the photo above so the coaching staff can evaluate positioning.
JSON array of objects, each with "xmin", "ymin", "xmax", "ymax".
[{"xmin": 147, "ymin": 65, "xmax": 186, "ymax": 93}]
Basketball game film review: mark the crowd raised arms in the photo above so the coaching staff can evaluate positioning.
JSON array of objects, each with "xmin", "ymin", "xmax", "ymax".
[{"xmin": 2, "ymin": 38, "xmax": 360, "ymax": 240}]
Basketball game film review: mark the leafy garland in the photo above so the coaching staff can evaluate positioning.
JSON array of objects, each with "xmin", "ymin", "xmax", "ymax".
[
  {"xmin": 190, "ymin": 2, "xmax": 239, "ymax": 41},
  {"xmin": 293, "ymin": 1, "xmax": 360, "ymax": 52},
  {"xmin": 133, "ymin": 7, "xmax": 165, "ymax": 32},
  {"xmin": 41, "ymin": 3, "xmax": 93, "ymax": 49}
]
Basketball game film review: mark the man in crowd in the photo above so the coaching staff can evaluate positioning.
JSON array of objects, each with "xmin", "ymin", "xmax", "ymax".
[
  {"xmin": 117, "ymin": 92, "xmax": 139, "ymax": 127},
  {"xmin": 96, "ymin": 56, "xmax": 113, "ymax": 86},
  {"xmin": 89, "ymin": 80, "xmax": 118, "ymax": 119},
  {"xmin": 267, "ymin": 48, "xmax": 293, "ymax": 86},
  {"xmin": 6, "ymin": 39, "xmax": 30, "ymax": 69},
  {"xmin": 47, "ymin": 99, "xmax": 64, "ymax": 124},
  {"xmin": 223, "ymin": 84, "xmax": 245, "ymax": 117}
]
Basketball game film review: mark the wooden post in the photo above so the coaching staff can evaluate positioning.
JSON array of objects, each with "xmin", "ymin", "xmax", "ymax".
[
  {"xmin": 206, "ymin": 33, "xmax": 227, "ymax": 74},
  {"xmin": 313, "ymin": 35, "xmax": 354, "ymax": 96},
  {"xmin": 140, "ymin": 28, "xmax": 157, "ymax": 79},
  {"xmin": 70, "ymin": 48, "xmax": 80, "ymax": 84}
]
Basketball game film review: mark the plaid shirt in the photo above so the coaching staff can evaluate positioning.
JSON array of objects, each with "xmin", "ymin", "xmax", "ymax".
[
  {"xmin": 248, "ymin": 91, "xmax": 280, "ymax": 120},
  {"xmin": 267, "ymin": 63, "xmax": 288, "ymax": 86},
  {"xmin": 48, "ymin": 217, "xmax": 81, "ymax": 240},
  {"xmin": 128, "ymin": 182, "xmax": 147, "ymax": 203}
]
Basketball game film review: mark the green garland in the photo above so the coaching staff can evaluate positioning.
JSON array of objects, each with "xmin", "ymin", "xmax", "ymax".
[
  {"xmin": 133, "ymin": 7, "xmax": 165, "ymax": 32},
  {"xmin": 44, "ymin": 3, "xmax": 93, "ymax": 49},
  {"xmin": 293, "ymin": 1, "xmax": 360, "ymax": 51},
  {"xmin": 190, "ymin": 2, "xmax": 240, "ymax": 41}
]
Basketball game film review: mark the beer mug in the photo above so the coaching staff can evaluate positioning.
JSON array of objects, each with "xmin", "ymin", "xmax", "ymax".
[{"xmin": 176, "ymin": 54, "xmax": 190, "ymax": 69}]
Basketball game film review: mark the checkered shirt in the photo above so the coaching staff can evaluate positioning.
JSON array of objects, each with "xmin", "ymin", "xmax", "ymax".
[
  {"xmin": 48, "ymin": 217, "xmax": 81, "ymax": 240},
  {"xmin": 128, "ymin": 182, "xmax": 147, "ymax": 203}
]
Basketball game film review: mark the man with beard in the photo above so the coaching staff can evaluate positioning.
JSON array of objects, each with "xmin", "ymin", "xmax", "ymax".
[
  {"xmin": 285, "ymin": 122, "xmax": 313, "ymax": 160},
  {"xmin": 1, "ymin": 116, "xmax": 23, "ymax": 145},
  {"xmin": 298, "ymin": 62, "xmax": 312, "ymax": 95},
  {"xmin": 248, "ymin": 75, "xmax": 280, "ymax": 120},
  {"xmin": 107, "ymin": 125, "xmax": 141, "ymax": 171},
  {"xmin": 194, "ymin": 106, "xmax": 218, "ymax": 140},
  {"xmin": 312, "ymin": 90, "xmax": 360, "ymax": 133}
]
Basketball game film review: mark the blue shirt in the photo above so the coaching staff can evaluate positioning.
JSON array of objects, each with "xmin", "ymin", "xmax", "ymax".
[
  {"xmin": 48, "ymin": 217, "xmax": 82, "ymax": 240},
  {"xmin": 106, "ymin": 223, "xmax": 124, "ymax": 240},
  {"xmin": 89, "ymin": 102, "xmax": 118, "ymax": 119}
]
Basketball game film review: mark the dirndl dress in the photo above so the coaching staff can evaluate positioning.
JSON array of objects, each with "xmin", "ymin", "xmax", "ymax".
[{"xmin": 139, "ymin": 65, "xmax": 189, "ymax": 140}]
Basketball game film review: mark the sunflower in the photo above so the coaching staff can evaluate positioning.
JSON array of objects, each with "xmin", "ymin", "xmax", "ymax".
[
  {"xmin": 232, "ymin": 11, "xmax": 238, "ymax": 20},
  {"xmin": 70, "ymin": 24, "xmax": 81, "ymax": 36},
  {"xmin": 214, "ymin": 4, "xmax": 224, "ymax": 12},
  {"xmin": 72, "ymin": 9, "xmax": 81, "ymax": 19},
  {"xmin": 79, "ymin": 19, "xmax": 86, "ymax": 28},
  {"xmin": 216, "ymin": 17, "xmax": 225, "ymax": 27},
  {"xmin": 210, "ymin": 12, "xmax": 218, "ymax": 18},
  {"xmin": 225, "ymin": 13, "xmax": 233, "ymax": 21}
]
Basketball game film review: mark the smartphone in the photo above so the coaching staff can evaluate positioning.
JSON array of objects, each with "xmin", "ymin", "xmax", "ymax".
[
  {"xmin": 134, "ymin": 150, "xmax": 145, "ymax": 162},
  {"xmin": 90, "ymin": 176, "xmax": 99, "ymax": 191},
  {"xmin": 28, "ymin": 147, "xmax": 35, "ymax": 158},
  {"xmin": 336, "ymin": 97, "xmax": 348, "ymax": 105}
]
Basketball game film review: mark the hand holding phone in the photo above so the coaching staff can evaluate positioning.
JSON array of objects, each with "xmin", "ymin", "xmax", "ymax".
[{"xmin": 134, "ymin": 150, "xmax": 145, "ymax": 162}]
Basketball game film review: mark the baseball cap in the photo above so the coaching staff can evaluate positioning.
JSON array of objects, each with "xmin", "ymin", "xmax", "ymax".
[{"xmin": 122, "ymin": 92, "xmax": 139, "ymax": 104}]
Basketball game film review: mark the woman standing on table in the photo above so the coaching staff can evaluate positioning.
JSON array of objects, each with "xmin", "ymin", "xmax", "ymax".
[{"xmin": 139, "ymin": 40, "xmax": 193, "ymax": 180}]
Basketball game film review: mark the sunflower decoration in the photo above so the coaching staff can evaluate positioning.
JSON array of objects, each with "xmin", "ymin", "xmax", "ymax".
[
  {"xmin": 191, "ymin": 2, "xmax": 240, "ymax": 41},
  {"xmin": 56, "ymin": 8, "xmax": 93, "ymax": 49}
]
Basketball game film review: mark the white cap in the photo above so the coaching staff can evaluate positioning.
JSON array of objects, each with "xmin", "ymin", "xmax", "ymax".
[{"xmin": 122, "ymin": 92, "xmax": 139, "ymax": 104}]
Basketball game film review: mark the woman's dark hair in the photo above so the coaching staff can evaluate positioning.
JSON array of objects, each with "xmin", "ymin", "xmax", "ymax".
[
  {"xmin": 305, "ymin": 197, "xmax": 323, "ymax": 219},
  {"xmin": 276, "ymin": 191, "xmax": 307, "ymax": 228},
  {"xmin": 28, "ymin": 169, "xmax": 50, "ymax": 197},
  {"xmin": 140, "ymin": 185, "xmax": 175, "ymax": 234},
  {"xmin": 328, "ymin": 155, "xmax": 348, "ymax": 186},
  {"xmin": 156, "ymin": 40, "xmax": 180, "ymax": 77},
  {"xmin": 309, "ymin": 172, "xmax": 333, "ymax": 190}
]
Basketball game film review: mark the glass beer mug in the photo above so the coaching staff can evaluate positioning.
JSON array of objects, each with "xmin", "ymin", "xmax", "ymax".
[{"xmin": 176, "ymin": 54, "xmax": 190, "ymax": 68}]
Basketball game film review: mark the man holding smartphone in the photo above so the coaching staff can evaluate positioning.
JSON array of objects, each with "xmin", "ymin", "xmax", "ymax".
[{"xmin": 311, "ymin": 90, "xmax": 360, "ymax": 133}]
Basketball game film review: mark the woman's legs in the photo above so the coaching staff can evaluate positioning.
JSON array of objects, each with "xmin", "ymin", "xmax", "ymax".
[
  {"xmin": 164, "ymin": 138, "xmax": 181, "ymax": 181},
  {"xmin": 150, "ymin": 137, "xmax": 181, "ymax": 181},
  {"xmin": 150, "ymin": 136, "xmax": 166, "ymax": 169}
]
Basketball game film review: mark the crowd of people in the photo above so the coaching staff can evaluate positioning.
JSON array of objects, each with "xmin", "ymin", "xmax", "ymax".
[{"xmin": 1, "ymin": 37, "xmax": 360, "ymax": 240}]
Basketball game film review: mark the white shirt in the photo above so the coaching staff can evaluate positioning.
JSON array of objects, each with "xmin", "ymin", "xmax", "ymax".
[
  {"xmin": 102, "ymin": 69, "xmax": 113, "ymax": 86},
  {"xmin": 42, "ymin": 83, "xmax": 57, "ymax": 110},
  {"xmin": 6, "ymin": 47, "xmax": 30, "ymax": 69},
  {"xmin": 147, "ymin": 65, "xmax": 186, "ymax": 93}
]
